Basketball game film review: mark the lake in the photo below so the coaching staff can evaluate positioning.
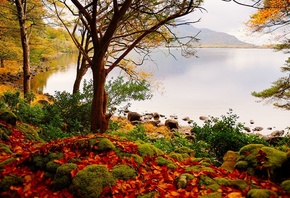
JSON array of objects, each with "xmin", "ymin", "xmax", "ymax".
[{"xmin": 32, "ymin": 48, "xmax": 290, "ymax": 134}]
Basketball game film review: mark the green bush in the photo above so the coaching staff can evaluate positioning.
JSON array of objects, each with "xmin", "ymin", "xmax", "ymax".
[{"xmin": 191, "ymin": 109, "xmax": 268, "ymax": 162}]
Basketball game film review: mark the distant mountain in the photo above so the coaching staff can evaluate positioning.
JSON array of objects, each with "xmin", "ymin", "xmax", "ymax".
[{"xmin": 171, "ymin": 25, "xmax": 257, "ymax": 48}]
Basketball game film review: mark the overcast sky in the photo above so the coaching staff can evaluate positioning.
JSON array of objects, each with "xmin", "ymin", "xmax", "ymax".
[{"xmin": 185, "ymin": 0, "xmax": 276, "ymax": 45}]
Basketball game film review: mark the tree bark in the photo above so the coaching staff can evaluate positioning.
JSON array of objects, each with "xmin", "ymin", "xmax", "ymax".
[
  {"xmin": 0, "ymin": 59, "xmax": 4, "ymax": 67},
  {"xmin": 15, "ymin": 0, "xmax": 31, "ymax": 98},
  {"xmin": 90, "ymin": 56, "xmax": 109, "ymax": 133},
  {"xmin": 72, "ymin": 61, "xmax": 89, "ymax": 94}
]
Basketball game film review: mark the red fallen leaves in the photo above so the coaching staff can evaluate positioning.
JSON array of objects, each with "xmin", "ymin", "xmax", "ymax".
[{"xmin": 0, "ymin": 123, "xmax": 289, "ymax": 197}]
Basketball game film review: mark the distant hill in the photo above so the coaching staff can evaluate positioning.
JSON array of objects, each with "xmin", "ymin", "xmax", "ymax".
[{"xmin": 171, "ymin": 25, "xmax": 257, "ymax": 48}]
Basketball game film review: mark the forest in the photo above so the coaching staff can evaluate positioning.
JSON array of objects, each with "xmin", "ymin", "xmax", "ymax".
[{"xmin": 1, "ymin": 0, "xmax": 290, "ymax": 197}]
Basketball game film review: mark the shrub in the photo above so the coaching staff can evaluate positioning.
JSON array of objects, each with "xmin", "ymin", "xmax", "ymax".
[{"xmin": 191, "ymin": 109, "xmax": 268, "ymax": 163}]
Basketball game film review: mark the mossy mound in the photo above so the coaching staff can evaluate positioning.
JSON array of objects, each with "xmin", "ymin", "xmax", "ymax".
[
  {"xmin": 247, "ymin": 189, "xmax": 277, "ymax": 198},
  {"xmin": 0, "ymin": 143, "xmax": 12, "ymax": 154},
  {"xmin": 199, "ymin": 192, "xmax": 222, "ymax": 198},
  {"xmin": 0, "ymin": 174, "xmax": 23, "ymax": 192},
  {"xmin": 0, "ymin": 123, "xmax": 11, "ymax": 141},
  {"xmin": 235, "ymin": 144, "xmax": 289, "ymax": 182},
  {"xmin": 155, "ymin": 156, "xmax": 177, "ymax": 169},
  {"xmin": 52, "ymin": 163, "xmax": 77, "ymax": 191},
  {"xmin": 169, "ymin": 152, "xmax": 189, "ymax": 161},
  {"xmin": 281, "ymin": 180, "xmax": 290, "ymax": 193},
  {"xmin": 220, "ymin": 150, "xmax": 238, "ymax": 171},
  {"xmin": 112, "ymin": 164, "xmax": 137, "ymax": 180},
  {"xmin": 137, "ymin": 142, "xmax": 163, "ymax": 157},
  {"xmin": 174, "ymin": 146, "xmax": 195, "ymax": 157},
  {"xmin": 0, "ymin": 158, "xmax": 16, "ymax": 170},
  {"xmin": 97, "ymin": 138, "xmax": 115, "ymax": 151},
  {"xmin": 175, "ymin": 173, "xmax": 194, "ymax": 189},
  {"xmin": 17, "ymin": 122, "xmax": 42, "ymax": 141},
  {"xmin": 72, "ymin": 164, "xmax": 115, "ymax": 198},
  {"xmin": 31, "ymin": 152, "xmax": 64, "ymax": 170},
  {"xmin": 214, "ymin": 178, "xmax": 248, "ymax": 190}
]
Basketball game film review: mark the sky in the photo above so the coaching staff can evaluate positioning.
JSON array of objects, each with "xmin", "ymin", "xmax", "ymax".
[{"xmin": 185, "ymin": 0, "xmax": 277, "ymax": 45}]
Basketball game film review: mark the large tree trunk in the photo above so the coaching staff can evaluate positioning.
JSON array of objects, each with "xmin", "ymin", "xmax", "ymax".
[
  {"xmin": 15, "ymin": 0, "xmax": 31, "ymax": 99},
  {"xmin": 90, "ymin": 57, "xmax": 110, "ymax": 133}
]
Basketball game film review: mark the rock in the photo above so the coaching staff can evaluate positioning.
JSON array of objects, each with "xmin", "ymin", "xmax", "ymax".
[
  {"xmin": 182, "ymin": 117, "xmax": 190, "ymax": 121},
  {"xmin": 250, "ymin": 120, "xmax": 255, "ymax": 124},
  {"xmin": 199, "ymin": 116, "xmax": 210, "ymax": 122},
  {"xmin": 170, "ymin": 115, "xmax": 178, "ymax": 120},
  {"xmin": 270, "ymin": 130, "xmax": 284, "ymax": 137},
  {"xmin": 165, "ymin": 119, "xmax": 179, "ymax": 130},
  {"xmin": 220, "ymin": 150, "xmax": 238, "ymax": 172},
  {"xmin": 153, "ymin": 112, "xmax": 160, "ymax": 121},
  {"xmin": 244, "ymin": 126, "xmax": 251, "ymax": 133},
  {"xmin": 253, "ymin": 126, "xmax": 263, "ymax": 132},
  {"xmin": 127, "ymin": 112, "xmax": 142, "ymax": 122},
  {"xmin": 267, "ymin": 127, "xmax": 273, "ymax": 130}
]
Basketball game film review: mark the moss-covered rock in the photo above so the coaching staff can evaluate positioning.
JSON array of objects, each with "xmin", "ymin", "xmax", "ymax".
[
  {"xmin": 0, "ymin": 143, "xmax": 12, "ymax": 154},
  {"xmin": 0, "ymin": 175, "xmax": 23, "ymax": 192},
  {"xmin": 0, "ymin": 158, "xmax": 16, "ymax": 170},
  {"xmin": 46, "ymin": 161, "xmax": 61, "ymax": 173},
  {"xmin": 72, "ymin": 164, "xmax": 115, "ymax": 198},
  {"xmin": 185, "ymin": 165, "xmax": 215, "ymax": 173},
  {"xmin": 17, "ymin": 123, "xmax": 42, "ymax": 141},
  {"xmin": 199, "ymin": 175, "xmax": 220, "ymax": 191},
  {"xmin": 155, "ymin": 156, "xmax": 177, "ymax": 169},
  {"xmin": 199, "ymin": 192, "xmax": 222, "ymax": 198},
  {"xmin": 281, "ymin": 180, "xmax": 290, "ymax": 193},
  {"xmin": 247, "ymin": 189, "xmax": 277, "ymax": 198},
  {"xmin": 169, "ymin": 152, "xmax": 188, "ymax": 161},
  {"xmin": 97, "ymin": 138, "xmax": 115, "ymax": 151},
  {"xmin": 137, "ymin": 191, "xmax": 159, "ymax": 198},
  {"xmin": 236, "ymin": 144, "xmax": 288, "ymax": 181},
  {"xmin": 112, "ymin": 164, "xmax": 137, "ymax": 180},
  {"xmin": 131, "ymin": 154, "xmax": 143, "ymax": 164},
  {"xmin": 174, "ymin": 147, "xmax": 195, "ymax": 157},
  {"xmin": 175, "ymin": 173, "xmax": 194, "ymax": 189},
  {"xmin": 0, "ymin": 123, "xmax": 11, "ymax": 141},
  {"xmin": 52, "ymin": 163, "xmax": 77, "ymax": 191},
  {"xmin": 137, "ymin": 142, "xmax": 163, "ymax": 157},
  {"xmin": 214, "ymin": 178, "xmax": 248, "ymax": 190},
  {"xmin": 220, "ymin": 150, "xmax": 238, "ymax": 171},
  {"xmin": 31, "ymin": 152, "xmax": 64, "ymax": 170}
]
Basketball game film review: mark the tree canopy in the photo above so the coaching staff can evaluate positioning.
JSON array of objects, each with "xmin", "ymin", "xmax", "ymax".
[{"xmin": 49, "ymin": 0, "xmax": 204, "ymax": 133}]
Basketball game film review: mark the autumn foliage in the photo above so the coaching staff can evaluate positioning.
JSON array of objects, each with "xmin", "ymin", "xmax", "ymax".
[{"xmin": 0, "ymin": 119, "xmax": 289, "ymax": 198}]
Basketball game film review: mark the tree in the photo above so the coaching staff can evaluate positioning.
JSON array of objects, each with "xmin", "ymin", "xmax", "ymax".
[
  {"xmin": 226, "ymin": 0, "xmax": 290, "ymax": 110},
  {"xmin": 50, "ymin": 0, "xmax": 204, "ymax": 133},
  {"xmin": 0, "ymin": 0, "xmax": 46, "ymax": 99}
]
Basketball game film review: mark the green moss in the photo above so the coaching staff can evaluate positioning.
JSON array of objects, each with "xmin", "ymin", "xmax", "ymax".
[
  {"xmin": 234, "ymin": 160, "xmax": 248, "ymax": 170},
  {"xmin": 98, "ymin": 138, "xmax": 115, "ymax": 151},
  {"xmin": 176, "ymin": 173, "xmax": 194, "ymax": 189},
  {"xmin": 186, "ymin": 165, "xmax": 215, "ymax": 173},
  {"xmin": 214, "ymin": 178, "xmax": 248, "ymax": 190},
  {"xmin": 32, "ymin": 152, "xmax": 63, "ymax": 170},
  {"xmin": 0, "ymin": 109, "xmax": 17, "ymax": 125},
  {"xmin": 238, "ymin": 144, "xmax": 264, "ymax": 164},
  {"xmin": 169, "ymin": 152, "xmax": 186, "ymax": 161},
  {"xmin": 137, "ymin": 142, "xmax": 163, "ymax": 157},
  {"xmin": 0, "ymin": 143, "xmax": 12, "ymax": 154},
  {"xmin": 0, "ymin": 158, "xmax": 16, "ymax": 170},
  {"xmin": 52, "ymin": 163, "xmax": 77, "ymax": 191},
  {"xmin": 0, "ymin": 124, "xmax": 11, "ymax": 141},
  {"xmin": 46, "ymin": 161, "xmax": 61, "ymax": 173},
  {"xmin": 281, "ymin": 180, "xmax": 290, "ymax": 193},
  {"xmin": 137, "ymin": 191, "xmax": 159, "ymax": 198},
  {"xmin": 155, "ymin": 156, "xmax": 176, "ymax": 169},
  {"xmin": 17, "ymin": 123, "xmax": 42, "ymax": 141},
  {"xmin": 199, "ymin": 175, "xmax": 216, "ymax": 186},
  {"xmin": 0, "ymin": 175, "xmax": 23, "ymax": 191},
  {"xmin": 131, "ymin": 154, "xmax": 143, "ymax": 164},
  {"xmin": 247, "ymin": 189, "xmax": 277, "ymax": 198},
  {"xmin": 112, "ymin": 164, "xmax": 137, "ymax": 180},
  {"xmin": 72, "ymin": 164, "xmax": 115, "ymax": 198},
  {"xmin": 207, "ymin": 183, "xmax": 220, "ymax": 191},
  {"xmin": 174, "ymin": 147, "xmax": 195, "ymax": 157},
  {"xmin": 199, "ymin": 192, "xmax": 222, "ymax": 198},
  {"xmin": 260, "ymin": 147, "xmax": 287, "ymax": 169}
]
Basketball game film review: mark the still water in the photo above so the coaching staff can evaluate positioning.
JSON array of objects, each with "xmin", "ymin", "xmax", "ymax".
[{"xmin": 32, "ymin": 48, "xmax": 290, "ymax": 134}]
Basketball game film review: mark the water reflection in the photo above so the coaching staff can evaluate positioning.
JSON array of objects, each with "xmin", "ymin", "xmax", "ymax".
[{"xmin": 33, "ymin": 48, "xmax": 290, "ymax": 133}]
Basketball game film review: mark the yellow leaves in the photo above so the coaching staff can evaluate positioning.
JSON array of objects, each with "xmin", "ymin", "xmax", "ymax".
[{"xmin": 247, "ymin": 0, "xmax": 290, "ymax": 29}]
